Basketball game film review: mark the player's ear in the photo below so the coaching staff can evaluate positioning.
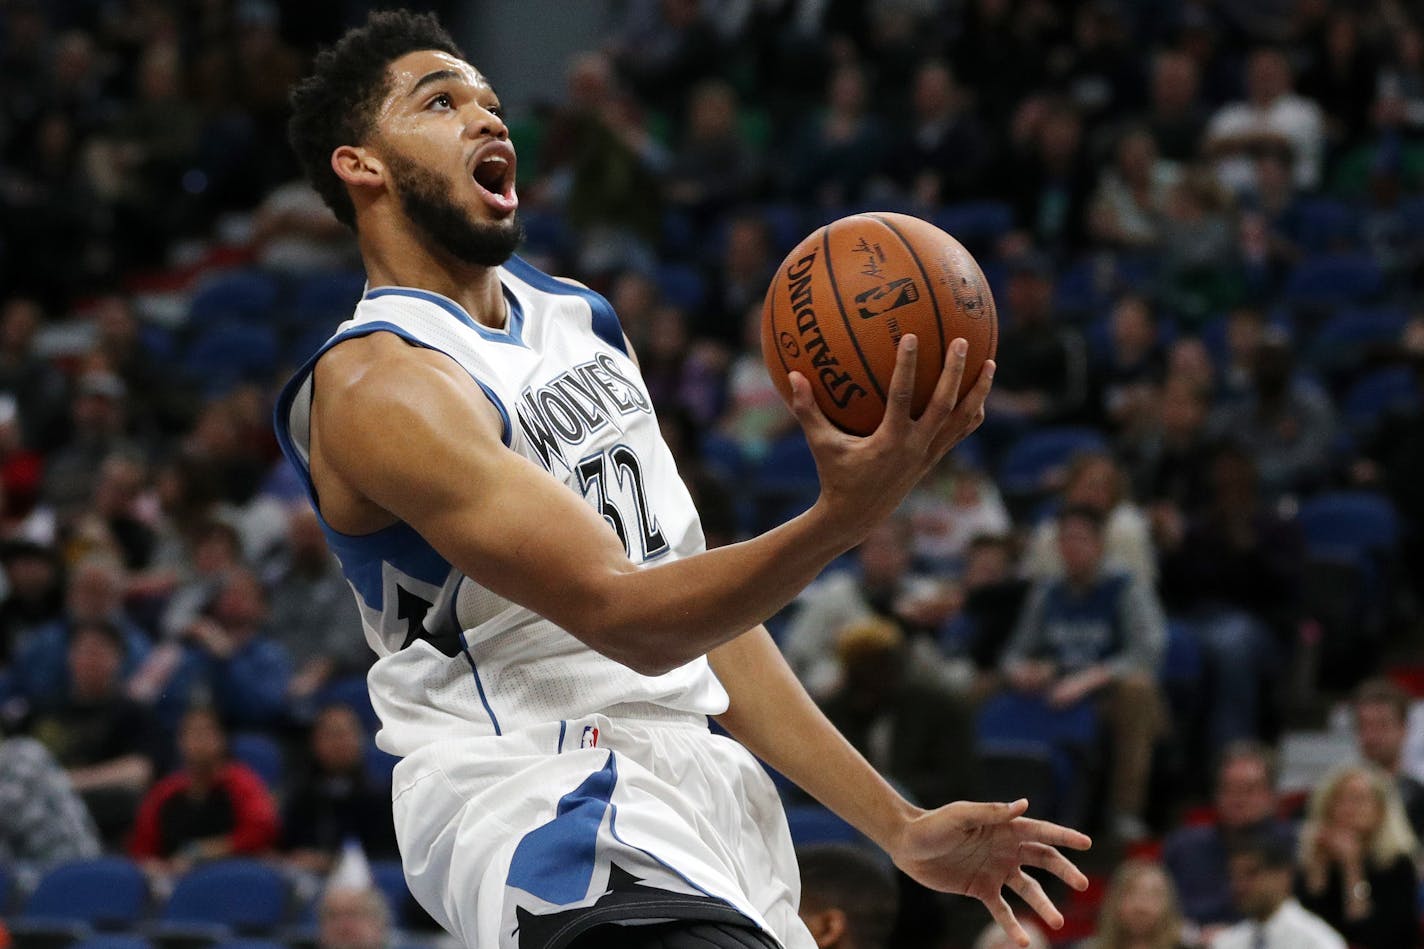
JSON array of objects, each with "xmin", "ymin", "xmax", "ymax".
[{"xmin": 332, "ymin": 145, "xmax": 384, "ymax": 191}]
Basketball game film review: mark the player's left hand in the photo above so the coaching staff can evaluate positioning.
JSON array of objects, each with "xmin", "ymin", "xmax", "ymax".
[{"xmin": 889, "ymin": 799, "xmax": 1091, "ymax": 948}]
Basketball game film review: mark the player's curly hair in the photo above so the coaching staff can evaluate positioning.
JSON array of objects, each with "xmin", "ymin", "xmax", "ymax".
[{"xmin": 287, "ymin": 10, "xmax": 464, "ymax": 230}]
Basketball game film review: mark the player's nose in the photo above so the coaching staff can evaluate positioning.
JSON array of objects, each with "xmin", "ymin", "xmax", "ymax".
[{"xmin": 462, "ymin": 103, "xmax": 508, "ymax": 140}]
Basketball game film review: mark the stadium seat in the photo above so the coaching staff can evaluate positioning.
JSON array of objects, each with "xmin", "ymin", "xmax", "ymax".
[
  {"xmin": 160, "ymin": 861, "xmax": 290, "ymax": 934},
  {"xmin": 1297, "ymin": 491, "xmax": 1401, "ymax": 560},
  {"xmin": 1308, "ymin": 309, "xmax": 1408, "ymax": 376},
  {"xmin": 1288, "ymin": 197, "xmax": 1362, "ymax": 252},
  {"xmin": 1342, "ymin": 366, "xmax": 1420, "ymax": 433},
  {"xmin": 183, "ymin": 324, "xmax": 279, "ymax": 393},
  {"xmin": 1283, "ymin": 254, "xmax": 1384, "ymax": 307},
  {"xmin": 289, "ymin": 271, "xmax": 366, "ymax": 329},
  {"xmin": 655, "ymin": 263, "xmax": 706, "ymax": 312},
  {"xmin": 72, "ymin": 937, "xmax": 154, "ymax": 949},
  {"xmin": 784, "ymin": 804, "xmax": 861, "ymax": 846},
  {"xmin": 932, "ymin": 201, "xmax": 1015, "ymax": 248},
  {"xmin": 187, "ymin": 271, "xmax": 280, "ymax": 328},
  {"xmin": 8, "ymin": 919, "xmax": 95, "ymax": 949},
  {"xmin": 229, "ymin": 733, "xmax": 284, "ymax": 792},
  {"xmin": 369, "ymin": 861, "xmax": 413, "ymax": 927},
  {"xmin": 997, "ymin": 427, "xmax": 1107, "ymax": 497},
  {"xmin": 22, "ymin": 858, "xmax": 149, "ymax": 928}
]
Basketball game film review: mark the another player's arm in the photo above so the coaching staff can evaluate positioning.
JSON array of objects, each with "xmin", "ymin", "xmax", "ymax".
[
  {"xmin": 709, "ymin": 626, "xmax": 1091, "ymax": 948},
  {"xmin": 312, "ymin": 332, "xmax": 989, "ymax": 675}
]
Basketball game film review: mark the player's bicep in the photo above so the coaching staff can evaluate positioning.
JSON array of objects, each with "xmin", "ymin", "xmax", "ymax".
[{"xmin": 312, "ymin": 338, "xmax": 635, "ymax": 633}]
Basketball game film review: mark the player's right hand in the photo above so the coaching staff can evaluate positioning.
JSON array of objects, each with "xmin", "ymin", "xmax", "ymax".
[{"xmin": 788, "ymin": 333, "xmax": 994, "ymax": 545}]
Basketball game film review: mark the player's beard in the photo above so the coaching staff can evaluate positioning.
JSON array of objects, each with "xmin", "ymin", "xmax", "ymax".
[{"xmin": 386, "ymin": 151, "xmax": 524, "ymax": 267}]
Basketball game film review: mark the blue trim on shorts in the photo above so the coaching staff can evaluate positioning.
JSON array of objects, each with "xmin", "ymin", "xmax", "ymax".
[
  {"xmin": 605, "ymin": 753, "xmax": 719, "ymax": 902},
  {"xmin": 557, "ymin": 720, "xmax": 567, "ymax": 754},
  {"xmin": 506, "ymin": 753, "xmax": 617, "ymax": 904}
]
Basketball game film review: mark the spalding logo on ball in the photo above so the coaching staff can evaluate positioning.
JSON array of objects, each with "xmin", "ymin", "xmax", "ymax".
[{"xmin": 761, "ymin": 212, "xmax": 998, "ymax": 436}]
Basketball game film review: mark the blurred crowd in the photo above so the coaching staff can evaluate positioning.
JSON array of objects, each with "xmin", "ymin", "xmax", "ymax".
[{"xmin": 1, "ymin": 0, "xmax": 1424, "ymax": 948}]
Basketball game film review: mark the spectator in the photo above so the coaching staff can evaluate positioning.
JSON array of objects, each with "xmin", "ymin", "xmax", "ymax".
[
  {"xmin": 788, "ymin": 63, "xmax": 885, "ymax": 208},
  {"xmin": 1351, "ymin": 678, "xmax": 1424, "ymax": 840},
  {"xmin": 148, "ymin": 566, "xmax": 292, "ymax": 730},
  {"xmin": 129, "ymin": 705, "xmax": 279, "ymax": 881},
  {"xmin": 1297, "ymin": 764, "xmax": 1420, "ymax": 949},
  {"xmin": 1213, "ymin": 831, "xmax": 1345, "ymax": 949},
  {"xmin": 974, "ymin": 919, "xmax": 1049, "ymax": 949},
  {"xmin": 266, "ymin": 506, "xmax": 366, "ymax": 703},
  {"xmin": 319, "ymin": 882, "xmax": 394, "ymax": 949},
  {"xmin": 0, "ymin": 731, "xmax": 101, "ymax": 893},
  {"xmin": 1130, "ymin": 376, "xmax": 1215, "ymax": 517},
  {"xmin": 1023, "ymin": 452, "xmax": 1156, "ymax": 589},
  {"xmin": 939, "ymin": 534, "xmax": 1029, "ymax": 686},
  {"xmin": 1163, "ymin": 741, "xmax": 1297, "ymax": 930},
  {"xmin": 0, "ymin": 540, "xmax": 63, "ymax": 667},
  {"xmin": 1210, "ymin": 332, "xmax": 1336, "ymax": 497},
  {"xmin": 1078, "ymin": 859, "xmax": 1191, "ymax": 949},
  {"xmin": 42, "ymin": 369, "xmax": 137, "ymax": 519},
  {"xmin": 251, "ymin": 179, "xmax": 359, "ymax": 274},
  {"xmin": 700, "ymin": 213, "xmax": 775, "ymax": 349},
  {"xmin": 1159, "ymin": 445, "xmax": 1303, "ymax": 752},
  {"xmin": 717, "ymin": 302, "xmax": 795, "ymax": 463},
  {"xmin": 885, "ymin": 59, "xmax": 990, "ymax": 206},
  {"xmin": 1299, "ymin": 10, "xmax": 1376, "ymax": 151},
  {"xmin": 796, "ymin": 844, "xmax": 898, "ymax": 949},
  {"xmin": 26, "ymin": 618, "xmax": 158, "ymax": 845},
  {"xmin": 9, "ymin": 554, "xmax": 149, "ymax": 716},
  {"xmin": 989, "ymin": 254, "xmax": 1088, "ymax": 426},
  {"xmin": 1000, "ymin": 97, "xmax": 1094, "ymax": 254},
  {"xmin": 818, "ymin": 617, "xmax": 978, "ymax": 808},
  {"xmin": 1205, "ymin": 47, "xmax": 1326, "ymax": 193},
  {"xmin": 1144, "ymin": 50, "xmax": 1207, "ymax": 164},
  {"xmin": 609, "ymin": 0, "xmax": 721, "ymax": 118},
  {"xmin": 1003, "ymin": 505, "xmax": 1167, "ymax": 840},
  {"xmin": 1088, "ymin": 294, "xmax": 1168, "ymax": 436},
  {"xmin": 1156, "ymin": 169, "xmax": 1238, "ymax": 324},
  {"xmin": 285, "ymin": 704, "xmax": 399, "ymax": 875},
  {"xmin": 67, "ymin": 451, "xmax": 155, "ymax": 570},
  {"xmin": 904, "ymin": 458, "xmax": 1011, "ymax": 574},
  {"xmin": 1088, "ymin": 128, "xmax": 1180, "ymax": 251},
  {"xmin": 0, "ymin": 394, "xmax": 49, "ymax": 544},
  {"xmin": 0, "ymin": 297, "xmax": 69, "ymax": 453},
  {"xmin": 156, "ymin": 518, "xmax": 244, "ymax": 641},
  {"xmin": 664, "ymin": 79, "xmax": 760, "ymax": 224},
  {"xmin": 1219, "ymin": 308, "xmax": 1269, "ymax": 406},
  {"xmin": 783, "ymin": 517, "xmax": 955, "ymax": 699}
]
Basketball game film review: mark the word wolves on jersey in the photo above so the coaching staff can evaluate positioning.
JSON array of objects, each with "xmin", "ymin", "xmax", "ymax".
[{"xmin": 516, "ymin": 353, "xmax": 653, "ymax": 473}]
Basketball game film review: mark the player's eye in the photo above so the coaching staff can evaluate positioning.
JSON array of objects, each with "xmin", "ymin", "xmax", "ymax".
[
  {"xmin": 489, "ymin": 105, "xmax": 503, "ymax": 118},
  {"xmin": 428, "ymin": 93, "xmax": 453, "ymax": 111}
]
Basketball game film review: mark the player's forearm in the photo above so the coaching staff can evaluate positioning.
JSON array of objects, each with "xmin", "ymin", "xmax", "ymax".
[
  {"xmin": 709, "ymin": 626, "xmax": 921, "ymax": 852},
  {"xmin": 575, "ymin": 500, "xmax": 859, "ymax": 674}
]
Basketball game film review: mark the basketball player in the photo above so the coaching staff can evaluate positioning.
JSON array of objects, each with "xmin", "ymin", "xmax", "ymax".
[{"xmin": 278, "ymin": 12, "xmax": 1089, "ymax": 949}]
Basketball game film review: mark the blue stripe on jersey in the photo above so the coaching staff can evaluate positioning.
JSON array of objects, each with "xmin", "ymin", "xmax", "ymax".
[
  {"xmin": 503, "ymin": 255, "xmax": 628, "ymax": 356},
  {"xmin": 272, "ymin": 320, "xmax": 511, "ymax": 612},
  {"xmin": 506, "ymin": 753, "xmax": 617, "ymax": 905},
  {"xmin": 450, "ymin": 582, "xmax": 502, "ymax": 735},
  {"xmin": 364, "ymin": 286, "xmax": 526, "ymax": 347}
]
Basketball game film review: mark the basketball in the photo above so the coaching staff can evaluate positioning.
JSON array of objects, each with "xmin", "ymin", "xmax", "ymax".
[{"xmin": 760, "ymin": 212, "xmax": 998, "ymax": 436}]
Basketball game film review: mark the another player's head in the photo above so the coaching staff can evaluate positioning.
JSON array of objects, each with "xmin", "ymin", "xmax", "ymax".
[
  {"xmin": 796, "ymin": 845, "xmax": 898, "ymax": 949},
  {"xmin": 288, "ymin": 10, "xmax": 522, "ymax": 265}
]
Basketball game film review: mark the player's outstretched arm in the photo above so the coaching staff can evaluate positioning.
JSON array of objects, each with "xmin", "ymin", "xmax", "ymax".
[
  {"xmin": 311, "ymin": 332, "xmax": 988, "ymax": 675},
  {"xmin": 710, "ymin": 627, "xmax": 1091, "ymax": 949}
]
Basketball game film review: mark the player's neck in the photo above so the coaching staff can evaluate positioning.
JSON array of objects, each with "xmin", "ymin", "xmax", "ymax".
[{"xmin": 359, "ymin": 222, "xmax": 507, "ymax": 330}]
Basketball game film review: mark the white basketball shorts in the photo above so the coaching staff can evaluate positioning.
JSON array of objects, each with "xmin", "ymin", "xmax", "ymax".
[{"xmin": 390, "ymin": 708, "xmax": 818, "ymax": 949}]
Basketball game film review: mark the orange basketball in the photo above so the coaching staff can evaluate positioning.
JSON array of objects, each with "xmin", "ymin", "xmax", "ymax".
[{"xmin": 760, "ymin": 212, "xmax": 998, "ymax": 436}]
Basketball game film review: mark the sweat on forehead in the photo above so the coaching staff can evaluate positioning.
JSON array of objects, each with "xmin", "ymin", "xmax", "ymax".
[{"xmin": 385, "ymin": 50, "xmax": 489, "ymax": 105}]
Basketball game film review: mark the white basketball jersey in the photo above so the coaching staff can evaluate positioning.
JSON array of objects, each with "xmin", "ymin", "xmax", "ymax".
[{"xmin": 275, "ymin": 256, "xmax": 729, "ymax": 756}]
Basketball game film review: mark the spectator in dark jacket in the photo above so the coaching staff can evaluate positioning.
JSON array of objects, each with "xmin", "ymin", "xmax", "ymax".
[{"xmin": 1351, "ymin": 678, "xmax": 1424, "ymax": 842}]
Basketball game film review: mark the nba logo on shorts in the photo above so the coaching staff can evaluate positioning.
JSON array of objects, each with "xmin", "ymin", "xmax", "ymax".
[{"xmin": 581, "ymin": 725, "xmax": 600, "ymax": 748}]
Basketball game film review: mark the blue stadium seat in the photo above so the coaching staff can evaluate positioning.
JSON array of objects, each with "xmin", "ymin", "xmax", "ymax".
[
  {"xmin": 1297, "ymin": 492, "xmax": 1401, "ymax": 560},
  {"xmin": 229, "ymin": 733, "xmax": 284, "ymax": 792},
  {"xmin": 162, "ymin": 860, "xmax": 289, "ymax": 934},
  {"xmin": 1309, "ymin": 309, "xmax": 1408, "ymax": 375},
  {"xmin": 1342, "ymin": 366, "xmax": 1420, "ymax": 432},
  {"xmin": 933, "ymin": 201, "xmax": 1015, "ymax": 246},
  {"xmin": 997, "ymin": 427, "xmax": 1107, "ymax": 496},
  {"xmin": 316, "ymin": 676, "xmax": 380, "ymax": 734},
  {"xmin": 369, "ymin": 860, "xmax": 412, "ymax": 927},
  {"xmin": 183, "ymin": 324, "xmax": 279, "ymax": 393},
  {"xmin": 23, "ymin": 857, "xmax": 149, "ymax": 928},
  {"xmin": 188, "ymin": 271, "xmax": 280, "ymax": 328},
  {"xmin": 1288, "ymin": 197, "xmax": 1362, "ymax": 252},
  {"xmin": 1052, "ymin": 259, "xmax": 1103, "ymax": 317},
  {"xmin": 73, "ymin": 937, "xmax": 155, "ymax": 949},
  {"xmin": 215, "ymin": 941, "xmax": 287, "ymax": 949},
  {"xmin": 1283, "ymin": 254, "xmax": 1384, "ymax": 307},
  {"xmin": 656, "ymin": 264, "xmax": 706, "ymax": 312},
  {"xmin": 761, "ymin": 204, "xmax": 808, "ymax": 256},
  {"xmin": 286, "ymin": 324, "xmax": 334, "ymax": 368},
  {"xmin": 0, "ymin": 859, "xmax": 10, "ymax": 913},
  {"xmin": 784, "ymin": 805, "xmax": 861, "ymax": 846},
  {"xmin": 289, "ymin": 271, "xmax": 366, "ymax": 328}
]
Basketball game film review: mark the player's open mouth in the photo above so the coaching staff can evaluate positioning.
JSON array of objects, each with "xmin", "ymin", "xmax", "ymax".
[{"xmin": 470, "ymin": 142, "xmax": 518, "ymax": 214}]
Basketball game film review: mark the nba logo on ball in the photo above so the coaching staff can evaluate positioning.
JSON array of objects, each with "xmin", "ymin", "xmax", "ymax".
[
  {"xmin": 855, "ymin": 278, "xmax": 920, "ymax": 320},
  {"xmin": 581, "ymin": 726, "xmax": 600, "ymax": 748}
]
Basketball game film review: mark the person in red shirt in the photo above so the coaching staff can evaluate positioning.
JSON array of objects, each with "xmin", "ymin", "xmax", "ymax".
[{"xmin": 128, "ymin": 705, "xmax": 278, "ymax": 881}]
